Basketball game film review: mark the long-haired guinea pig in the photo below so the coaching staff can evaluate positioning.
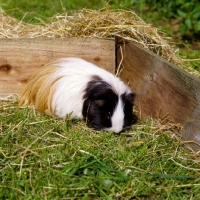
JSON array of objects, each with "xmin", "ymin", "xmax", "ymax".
[{"xmin": 19, "ymin": 57, "xmax": 136, "ymax": 133}]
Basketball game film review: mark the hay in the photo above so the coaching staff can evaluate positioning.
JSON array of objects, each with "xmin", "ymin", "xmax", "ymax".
[{"xmin": 0, "ymin": 8, "xmax": 199, "ymax": 76}]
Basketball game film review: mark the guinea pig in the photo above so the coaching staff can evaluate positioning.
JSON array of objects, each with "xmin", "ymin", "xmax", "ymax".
[{"xmin": 19, "ymin": 57, "xmax": 136, "ymax": 133}]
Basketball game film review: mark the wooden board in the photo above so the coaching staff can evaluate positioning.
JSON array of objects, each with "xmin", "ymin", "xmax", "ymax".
[
  {"xmin": 1, "ymin": 37, "xmax": 200, "ymax": 151},
  {"xmin": 117, "ymin": 40, "xmax": 200, "ymax": 152},
  {"xmin": 0, "ymin": 38, "xmax": 115, "ymax": 97}
]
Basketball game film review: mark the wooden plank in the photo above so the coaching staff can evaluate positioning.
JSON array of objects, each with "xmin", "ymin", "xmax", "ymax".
[
  {"xmin": 0, "ymin": 38, "xmax": 115, "ymax": 97},
  {"xmin": 117, "ymin": 40, "xmax": 200, "ymax": 151}
]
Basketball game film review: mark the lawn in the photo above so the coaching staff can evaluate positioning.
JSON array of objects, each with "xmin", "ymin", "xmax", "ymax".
[
  {"xmin": 1, "ymin": 98, "xmax": 200, "ymax": 199},
  {"xmin": 0, "ymin": 0, "xmax": 200, "ymax": 199}
]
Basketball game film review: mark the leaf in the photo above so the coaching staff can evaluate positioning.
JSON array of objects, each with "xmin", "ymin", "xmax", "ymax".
[
  {"xmin": 180, "ymin": 23, "xmax": 187, "ymax": 36},
  {"xmin": 175, "ymin": 0, "xmax": 183, "ymax": 6},
  {"xmin": 185, "ymin": 17, "xmax": 192, "ymax": 29},
  {"xmin": 193, "ymin": 4, "xmax": 200, "ymax": 13},
  {"xmin": 177, "ymin": 9, "xmax": 187, "ymax": 18},
  {"xmin": 194, "ymin": 21, "xmax": 200, "ymax": 32},
  {"xmin": 193, "ymin": 12, "xmax": 200, "ymax": 19}
]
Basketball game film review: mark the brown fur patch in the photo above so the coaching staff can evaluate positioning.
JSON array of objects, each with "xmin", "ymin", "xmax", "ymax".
[{"xmin": 19, "ymin": 65, "xmax": 59, "ymax": 116}]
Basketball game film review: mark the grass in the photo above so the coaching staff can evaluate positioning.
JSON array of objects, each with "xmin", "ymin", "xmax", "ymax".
[
  {"xmin": 0, "ymin": 0, "xmax": 107, "ymax": 22},
  {"xmin": 1, "ymin": 98, "xmax": 200, "ymax": 199}
]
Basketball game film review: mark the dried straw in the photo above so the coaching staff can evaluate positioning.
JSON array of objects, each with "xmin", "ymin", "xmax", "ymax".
[{"xmin": 0, "ymin": 8, "xmax": 199, "ymax": 76}]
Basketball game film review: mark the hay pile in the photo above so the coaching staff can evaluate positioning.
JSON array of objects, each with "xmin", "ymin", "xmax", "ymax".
[
  {"xmin": 1, "ymin": 8, "xmax": 199, "ymax": 76},
  {"xmin": 0, "ymin": 9, "xmax": 182, "ymax": 64}
]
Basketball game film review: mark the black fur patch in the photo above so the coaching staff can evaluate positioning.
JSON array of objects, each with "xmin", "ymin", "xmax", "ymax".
[
  {"xmin": 121, "ymin": 92, "xmax": 137, "ymax": 129},
  {"xmin": 82, "ymin": 75, "xmax": 118, "ymax": 130}
]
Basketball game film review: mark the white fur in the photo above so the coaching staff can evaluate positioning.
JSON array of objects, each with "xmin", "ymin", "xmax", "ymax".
[
  {"xmin": 105, "ymin": 98, "xmax": 125, "ymax": 133},
  {"xmin": 49, "ymin": 58, "xmax": 131, "ymax": 121}
]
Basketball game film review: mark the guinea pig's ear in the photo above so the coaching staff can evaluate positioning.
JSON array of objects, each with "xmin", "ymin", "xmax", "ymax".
[{"xmin": 94, "ymin": 99, "xmax": 105, "ymax": 107}]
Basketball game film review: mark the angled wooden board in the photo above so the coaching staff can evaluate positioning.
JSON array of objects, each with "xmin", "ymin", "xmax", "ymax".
[
  {"xmin": 117, "ymin": 40, "xmax": 200, "ymax": 152},
  {"xmin": 0, "ymin": 38, "xmax": 115, "ymax": 97}
]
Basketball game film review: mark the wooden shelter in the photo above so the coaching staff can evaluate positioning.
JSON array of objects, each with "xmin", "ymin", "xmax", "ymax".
[{"xmin": 0, "ymin": 37, "xmax": 200, "ymax": 152}]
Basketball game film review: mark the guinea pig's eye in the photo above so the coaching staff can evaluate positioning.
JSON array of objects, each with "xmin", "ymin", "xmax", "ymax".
[{"xmin": 94, "ymin": 99, "xmax": 105, "ymax": 107}]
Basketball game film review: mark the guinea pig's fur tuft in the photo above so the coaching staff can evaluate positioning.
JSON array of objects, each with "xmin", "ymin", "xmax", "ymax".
[{"xmin": 19, "ymin": 57, "xmax": 136, "ymax": 133}]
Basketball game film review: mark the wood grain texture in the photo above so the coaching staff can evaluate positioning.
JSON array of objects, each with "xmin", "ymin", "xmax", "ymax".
[
  {"xmin": 117, "ymin": 40, "xmax": 200, "ymax": 151},
  {"xmin": 0, "ymin": 38, "xmax": 115, "ymax": 97}
]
